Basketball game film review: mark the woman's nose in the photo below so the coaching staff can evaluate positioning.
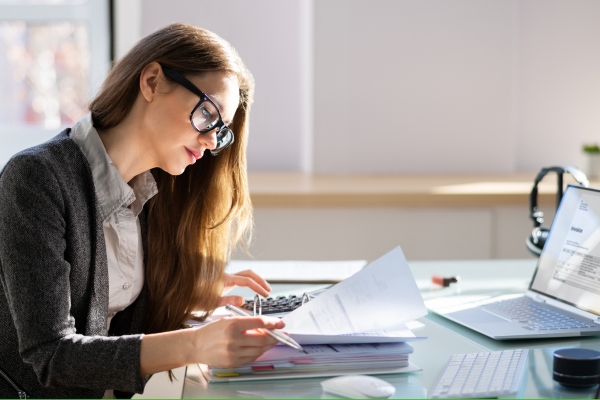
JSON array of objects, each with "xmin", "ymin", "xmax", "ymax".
[{"xmin": 199, "ymin": 128, "xmax": 218, "ymax": 150}]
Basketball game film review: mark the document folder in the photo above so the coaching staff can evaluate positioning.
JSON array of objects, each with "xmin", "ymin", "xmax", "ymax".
[
  {"xmin": 201, "ymin": 247, "xmax": 427, "ymax": 382},
  {"xmin": 199, "ymin": 362, "xmax": 422, "ymax": 383},
  {"xmin": 200, "ymin": 342, "xmax": 421, "ymax": 382}
]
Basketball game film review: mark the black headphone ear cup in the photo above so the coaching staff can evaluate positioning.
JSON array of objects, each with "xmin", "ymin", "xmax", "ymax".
[
  {"xmin": 526, "ymin": 165, "xmax": 589, "ymax": 258},
  {"xmin": 526, "ymin": 227, "xmax": 550, "ymax": 256}
]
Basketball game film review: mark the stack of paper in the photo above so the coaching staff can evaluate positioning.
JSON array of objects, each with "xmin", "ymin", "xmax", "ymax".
[
  {"xmin": 208, "ymin": 342, "xmax": 414, "ymax": 379},
  {"xmin": 202, "ymin": 246, "xmax": 428, "ymax": 382}
]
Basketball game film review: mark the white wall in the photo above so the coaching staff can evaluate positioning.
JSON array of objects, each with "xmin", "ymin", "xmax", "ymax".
[
  {"xmin": 140, "ymin": 0, "xmax": 313, "ymax": 172},
  {"xmin": 114, "ymin": 0, "xmax": 142, "ymax": 61},
  {"xmin": 137, "ymin": 0, "xmax": 600, "ymax": 175},
  {"xmin": 516, "ymin": 0, "xmax": 600, "ymax": 171},
  {"xmin": 313, "ymin": 0, "xmax": 516, "ymax": 174},
  {"xmin": 133, "ymin": 1, "xmax": 600, "ymax": 261},
  {"xmin": 3, "ymin": 1, "xmax": 599, "ymax": 174}
]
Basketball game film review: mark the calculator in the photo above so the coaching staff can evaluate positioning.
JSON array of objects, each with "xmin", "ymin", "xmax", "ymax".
[
  {"xmin": 240, "ymin": 295, "xmax": 304, "ymax": 314},
  {"xmin": 240, "ymin": 285, "xmax": 331, "ymax": 315}
]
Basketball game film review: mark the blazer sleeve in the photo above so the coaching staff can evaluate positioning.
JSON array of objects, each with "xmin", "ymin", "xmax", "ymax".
[{"xmin": 0, "ymin": 153, "xmax": 148, "ymax": 393}]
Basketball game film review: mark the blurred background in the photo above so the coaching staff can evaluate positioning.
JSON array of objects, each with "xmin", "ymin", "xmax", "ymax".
[{"xmin": 1, "ymin": 0, "xmax": 599, "ymax": 262}]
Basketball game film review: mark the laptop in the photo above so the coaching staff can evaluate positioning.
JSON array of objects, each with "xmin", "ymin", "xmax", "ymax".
[{"xmin": 427, "ymin": 184, "xmax": 600, "ymax": 340}]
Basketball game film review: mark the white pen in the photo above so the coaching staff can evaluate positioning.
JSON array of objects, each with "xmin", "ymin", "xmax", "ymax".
[{"xmin": 225, "ymin": 304, "xmax": 308, "ymax": 354}]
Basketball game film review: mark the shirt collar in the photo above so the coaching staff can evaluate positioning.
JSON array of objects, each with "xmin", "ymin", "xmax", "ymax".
[{"xmin": 70, "ymin": 113, "xmax": 158, "ymax": 222}]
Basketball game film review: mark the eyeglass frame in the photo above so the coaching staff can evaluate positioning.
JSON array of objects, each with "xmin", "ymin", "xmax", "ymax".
[{"xmin": 160, "ymin": 64, "xmax": 234, "ymax": 156}]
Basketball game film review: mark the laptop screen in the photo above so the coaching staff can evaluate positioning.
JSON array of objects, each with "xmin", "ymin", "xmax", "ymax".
[{"xmin": 530, "ymin": 185, "xmax": 600, "ymax": 316}]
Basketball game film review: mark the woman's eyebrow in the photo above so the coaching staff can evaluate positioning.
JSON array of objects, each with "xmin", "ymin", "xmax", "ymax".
[
  {"xmin": 207, "ymin": 93, "xmax": 224, "ymax": 111},
  {"xmin": 207, "ymin": 94, "xmax": 234, "ymax": 125}
]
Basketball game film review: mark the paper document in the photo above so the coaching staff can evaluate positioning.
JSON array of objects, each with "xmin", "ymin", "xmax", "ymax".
[
  {"xmin": 183, "ymin": 312, "xmax": 425, "ymax": 345},
  {"xmin": 290, "ymin": 324, "xmax": 425, "ymax": 344},
  {"xmin": 226, "ymin": 260, "xmax": 366, "ymax": 283},
  {"xmin": 553, "ymin": 198, "xmax": 600, "ymax": 294},
  {"xmin": 253, "ymin": 341, "xmax": 413, "ymax": 363},
  {"xmin": 197, "ymin": 363, "xmax": 422, "ymax": 383},
  {"xmin": 282, "ymin": 246, "xmax": 427, "ymax": 335},
  {"xmin": 208, "ymin": 342, "xmax": 414, "ymax": 377}
]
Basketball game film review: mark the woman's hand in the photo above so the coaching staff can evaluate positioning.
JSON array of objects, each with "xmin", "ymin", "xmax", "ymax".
[
  {"xmin": 139, "ymin": 315, "xmax": 286, "ymax": 375},
  {"xmin": 220, "ymin": 270, "xmax": 271, "ymax": 306},
  {"xmin": 192, "ymin": 316, "xmax": 284, "ymax": 368}
]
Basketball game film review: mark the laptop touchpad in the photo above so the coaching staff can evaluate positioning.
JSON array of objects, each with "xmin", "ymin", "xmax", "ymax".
[{"xmin": 447, "ymin": 308, "xmax": 509, "ymax": 324}]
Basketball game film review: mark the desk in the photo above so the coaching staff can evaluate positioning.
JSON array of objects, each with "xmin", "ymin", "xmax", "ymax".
[{"xmin": 177, "ymin": 258, "xmax": 600, "ymax": 398}]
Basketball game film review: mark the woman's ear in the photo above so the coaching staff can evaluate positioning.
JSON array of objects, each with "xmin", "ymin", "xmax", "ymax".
[{"xmin": 139, "ymin": 62, "xmax": 162, "ymax": 103}]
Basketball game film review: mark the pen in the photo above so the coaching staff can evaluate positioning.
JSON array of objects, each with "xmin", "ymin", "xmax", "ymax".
[{"xmin": 225, "ymin": 304, "xmax": 308, "ymax": 354}]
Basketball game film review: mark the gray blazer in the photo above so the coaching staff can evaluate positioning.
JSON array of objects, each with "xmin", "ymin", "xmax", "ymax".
[{"xmin": 0, "ymin": 130, "xmax": 149, "ymax": 398}]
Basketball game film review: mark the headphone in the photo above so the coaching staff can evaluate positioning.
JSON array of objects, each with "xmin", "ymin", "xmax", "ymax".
[{"xmin": 526, "ymin": 166, "xmax": 590, "ymax": 257}]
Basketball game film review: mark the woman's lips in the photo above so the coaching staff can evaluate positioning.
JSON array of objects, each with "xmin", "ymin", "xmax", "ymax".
[{"xmin": 185, "ymin": 147, "xmax": 202, "ymax": 164}]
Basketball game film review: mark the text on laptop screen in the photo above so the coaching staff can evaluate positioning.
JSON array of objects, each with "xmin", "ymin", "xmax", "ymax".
[{"xmin": 531, "ymin": 185, "xmax": 600, "ymax": 316}]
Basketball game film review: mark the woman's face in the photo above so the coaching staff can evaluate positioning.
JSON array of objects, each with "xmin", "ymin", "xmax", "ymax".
[{"xmin": 145, "ymin": 69, "xmax": 240, "ymax": 175}]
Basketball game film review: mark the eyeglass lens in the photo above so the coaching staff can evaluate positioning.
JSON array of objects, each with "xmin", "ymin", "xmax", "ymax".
[
  {"xmin": 191, "ymin": 101, "xmax": 234, "ymax": 154},
  {"xmin": 213, "ymin": 126, "xmax": 234, "ymax": 155},
  {"xmin": 192, "ymin": 101, "xmax": 220, "ymax": 132}
]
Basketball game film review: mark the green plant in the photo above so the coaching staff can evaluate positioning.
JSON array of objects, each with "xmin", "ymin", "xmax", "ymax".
[{"xmin": 583, "ymin": 144, "xmax": 600, "ymax": 153}]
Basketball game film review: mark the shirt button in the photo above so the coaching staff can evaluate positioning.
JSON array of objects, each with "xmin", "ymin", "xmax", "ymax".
[{"xmin": 123, "ymin": 282, "xmax": 131, "ymax": 290}]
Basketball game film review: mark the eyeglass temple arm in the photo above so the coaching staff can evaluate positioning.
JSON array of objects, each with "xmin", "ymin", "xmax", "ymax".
[{"xmin": 161, "ymin": 65, "xmax": 205, "ymax": 98}]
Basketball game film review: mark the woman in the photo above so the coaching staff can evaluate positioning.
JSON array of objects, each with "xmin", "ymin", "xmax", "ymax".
[{"xmin": 0, "ymin": 23, "xmax": 283, "ymax": 398}]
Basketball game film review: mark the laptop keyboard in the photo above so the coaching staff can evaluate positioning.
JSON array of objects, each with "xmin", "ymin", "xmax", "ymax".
[
  {"xmin": 431, "ymin": 349, "xmax": 528, "ymax": 398},
  {"xmin": 482, "ymin": 296, "xmax": 595, "ymax": 330}
]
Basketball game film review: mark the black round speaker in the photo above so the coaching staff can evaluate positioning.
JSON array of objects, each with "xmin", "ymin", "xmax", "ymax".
[{"xmin": 553, "ymin": 348, "xmax": 600, "ymax": 388}]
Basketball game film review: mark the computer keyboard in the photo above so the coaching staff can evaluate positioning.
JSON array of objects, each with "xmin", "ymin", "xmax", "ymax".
[
  {"xmin": 482, "ymin": 296, "xmax": 595, "ymax": 330},
  {"xmin": 430, "ymin": 349, "xmax": 528, "ymax": 398}
]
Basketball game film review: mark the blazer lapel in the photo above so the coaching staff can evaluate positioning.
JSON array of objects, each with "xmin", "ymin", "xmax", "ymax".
[{"xmin": 84, "ymin": 167, "xmax": 109, "ymax": 335}]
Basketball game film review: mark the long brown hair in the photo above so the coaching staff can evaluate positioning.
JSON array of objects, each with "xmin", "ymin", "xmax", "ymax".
[{"xmin": 89, "ymin": 23, "xmax": 254, "ymax": 334}]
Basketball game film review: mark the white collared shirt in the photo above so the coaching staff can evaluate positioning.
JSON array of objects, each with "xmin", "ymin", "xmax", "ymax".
[{"xmin": 70, "ymin": 114, "xmax": 158, "ymax": 332}]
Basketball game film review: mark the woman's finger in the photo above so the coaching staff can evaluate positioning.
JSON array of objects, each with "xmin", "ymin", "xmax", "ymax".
[
  {"xmin": 231, "ymin": 315, "xmax": 285, "ymax": 332},
  {"xmin": 239, "ymin": 332, "xmax": 278, "ymax": 347},
  {"xmin": 219, "ymin": 295, "xmax": 244, "ymax": 307},
  {"xmin": 226, "ymin": 327, "xmax": 279, "ymax": 348},
  {"xmin": 210, "ymin": 350, "xmax": 268, "ymax": 369},
  {"xmin": 231, "ymin": 269, "xmax": 271, "ymax": 292},
  {"xmin": 227, "ymin": 275, "xmax": 270, "ymax": 297}
]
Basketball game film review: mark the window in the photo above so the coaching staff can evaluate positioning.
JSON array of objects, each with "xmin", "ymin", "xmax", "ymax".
[{"xmin": 0, "ymin": 0, "xmax": 110, "ymax": 166}]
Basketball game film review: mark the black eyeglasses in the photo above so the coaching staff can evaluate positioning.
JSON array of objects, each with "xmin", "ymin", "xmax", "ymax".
[{"xmin": 161, "ymin": 64, "xmax": 234, "ymax": 156}]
